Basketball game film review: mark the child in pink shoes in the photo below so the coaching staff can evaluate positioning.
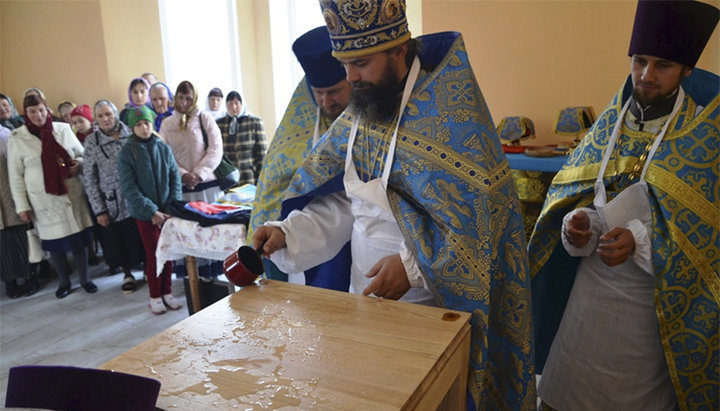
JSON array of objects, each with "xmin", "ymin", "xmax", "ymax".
[
  {"xmin": 117, "ymin": 106, "xmax": 183, "ymax": 315},
  {"xmin": 149, "ymin": 293, "xmax": 182, "ymax": 314}
]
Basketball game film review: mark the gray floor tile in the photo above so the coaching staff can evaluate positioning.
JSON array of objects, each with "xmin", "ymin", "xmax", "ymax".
[{"xmin": 0, "ymin": 260, "xmax": 190, "ymax": 406}]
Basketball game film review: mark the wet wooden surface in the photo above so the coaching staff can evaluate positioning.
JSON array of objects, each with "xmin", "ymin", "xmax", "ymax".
[{"xmin": 101, "ymin": 280, "xmax": 471, "ymax": 410}]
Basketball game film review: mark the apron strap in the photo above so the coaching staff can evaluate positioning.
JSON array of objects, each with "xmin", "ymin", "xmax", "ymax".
[
  {"xmin": 382, "ymin": 56, "xmax": 421, "ymax": 186},
  {"xmin": 640, "ymin": 87, "xmax": 684, "ymax": 181},
  {"xmin": 313, "ymin": 106, "xmax": 321, "ymax": 146},
  {"xmin": 347, "ymin": 55, "xmax": 422, "ymax": 189},
  {"xmin": 595, "ymin": 87, "xmax": 685, "ymax": 201}
]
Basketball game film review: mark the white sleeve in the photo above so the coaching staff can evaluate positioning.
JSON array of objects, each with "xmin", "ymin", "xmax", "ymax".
[
  {"xmin": 561, "ymin": 207, "xmax": 602, "ymax": 257},
  {"xmin": 400, "ymin": 239, "xmax": 427, "ymax": 288},
  {"xmin": 626, "ymin": 218, "xmax": 653, "ymax": 275},
  {"xmin": 268, "ymin": 191, "xmax": 353, "ymax": 273}
]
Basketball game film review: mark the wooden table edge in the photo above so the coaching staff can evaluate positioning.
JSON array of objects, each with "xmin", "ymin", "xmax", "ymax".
[{"xmin": 402, "ymin": 319, "xmax": 471, "ymax": 410}]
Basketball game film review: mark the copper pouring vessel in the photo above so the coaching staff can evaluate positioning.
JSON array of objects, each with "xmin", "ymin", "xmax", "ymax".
[{"xmin": 223, "ymin": 245, "xmax": 264, "ymax": 287}]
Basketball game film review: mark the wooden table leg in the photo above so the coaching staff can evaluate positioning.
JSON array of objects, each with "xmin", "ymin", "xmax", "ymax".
[{"xmin": 185, "ymin": 255, "xmax": 202, "ymax": 314}]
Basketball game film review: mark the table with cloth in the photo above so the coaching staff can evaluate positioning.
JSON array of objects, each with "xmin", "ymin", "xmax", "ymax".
[
  {"xmin": 156, "ymin": 185, "xmax": 254, "ymax": 313},
  {"xmin": 156, "ymin": 217, "xmax": 245, "ymax": 313}
]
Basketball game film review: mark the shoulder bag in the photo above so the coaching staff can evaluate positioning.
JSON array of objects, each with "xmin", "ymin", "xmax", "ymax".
[{"xmin": 198, "ymin": 114, "xmax": 239, "ymax": 191}]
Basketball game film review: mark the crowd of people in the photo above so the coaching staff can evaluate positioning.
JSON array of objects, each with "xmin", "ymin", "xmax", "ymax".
[
  {"xmin": 0, "ymin": 0, "xmax": 718, "ymax": 409},
  {"xmin": 0, "ymin": 78, "xmax": 268, "ymax": 315}
]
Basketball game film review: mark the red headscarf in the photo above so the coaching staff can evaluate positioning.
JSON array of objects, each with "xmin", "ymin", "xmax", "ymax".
[{"xmin": 23, "ymin": 95, "xmax": 74, "ymax": 196}]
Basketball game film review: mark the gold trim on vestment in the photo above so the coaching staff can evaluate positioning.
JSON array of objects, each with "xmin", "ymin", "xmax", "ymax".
[
  {"xmin": 655, "ymin": 283, "xmax": 686, "ymax": 411},
  {"xmin": 331, "ymin": 33, "xmax": 411, "ymax": 58},
  {"xmin": 648, "ymin": 166, "xmax": 719, "ymax": 233}
]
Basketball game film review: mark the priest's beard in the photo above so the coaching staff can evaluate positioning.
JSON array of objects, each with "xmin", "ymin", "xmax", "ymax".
[{"xmin": 348, "ymin": 62, "xmax": 403, "ymax": 124}]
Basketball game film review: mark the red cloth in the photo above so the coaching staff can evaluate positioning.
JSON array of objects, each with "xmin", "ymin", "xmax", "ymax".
[
  {"xmin": 187, "ymin": 201, "xmax": 238, "ymax": 215},
  {"xmin": 25, "ymin": 114, "xmax": 74, "ymax": 195}
]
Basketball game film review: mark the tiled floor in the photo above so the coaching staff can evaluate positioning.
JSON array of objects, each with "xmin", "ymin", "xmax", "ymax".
[{"xmin": 0, "ymin": 261, "xmax": 188, "ymax": 405}]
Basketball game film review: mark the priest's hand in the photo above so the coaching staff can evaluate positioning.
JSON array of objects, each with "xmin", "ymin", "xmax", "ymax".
[
  {"xmin": 597, "ymin": 227, "xmax": 635, "ymax": 266},
  {"xmin": 253, "ymin": 225, "xmax": 286, "ymax": 257},
  {"xmin": 565, "ymin": 211, "xmax": 592, "ymax": 249},
  {"xmin": 363, "ymin": 254, "xmax": 410, "ymax": 300}
]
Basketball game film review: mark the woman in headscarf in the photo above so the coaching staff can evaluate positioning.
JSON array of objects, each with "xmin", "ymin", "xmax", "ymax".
[
  {"xmin": 150, "ymin": 82, "xmax": 174, "ymax": 131},
  {"xmin": 206, "ymin": 87, "xmax": 226, "ymax": 120},
  {"xmin": 57, "ymin": 101, "xmax": 76, "ymax": 124},
  {"xmin": 23, "ymin": 88, "xmax": 62, "ymax": 122},
  {"xmin": 81, "ymin": 100, "xmax": 145, "ymax": 294},
  {"xmin": 119, "ymin": 77, "xmax": 155, "ymax": 126},
  {"xmin": 7, "ymin": 94, "xmax": 96, "ymax": 299},
  {"xmin": 159, "ymin": 80, "xmax": 224, "ymax": 279},
  {"xmin": 0, "ymin": 93, "xmax": 25, "ymax": 130},
  {"xmin": 215, "ymin": 90, "xmax": 267, "ymax": 186}
]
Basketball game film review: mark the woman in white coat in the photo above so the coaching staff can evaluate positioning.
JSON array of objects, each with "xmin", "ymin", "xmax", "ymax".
[{"xmin": 8, "ymin": 94, "xmax": 96, "ymax": 299}]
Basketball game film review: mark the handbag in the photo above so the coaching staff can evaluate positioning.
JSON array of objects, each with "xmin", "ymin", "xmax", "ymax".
[
  {"xmin": 198, "ymin": 114, "xmax": 239, "ymax": 191},
  {"xmin": 26, "ymin": 226, "xmax": 46, "ymax": 263}
]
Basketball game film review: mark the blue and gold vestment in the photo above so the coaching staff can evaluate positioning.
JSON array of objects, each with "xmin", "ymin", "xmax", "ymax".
[
  {"xmin": 249, "ymin": 78, "xmax": 351, "ymax": 290},
  {"xmin": 250, "ymin": 78, "xmax": 317, "ymax": 238},
  {"xmin": 282, "ymin": 31, "xmax": 536, "ymax": 410},
  {"xmin": 529, "ymin": 69, "xmax": 719, "ymax": 411}
]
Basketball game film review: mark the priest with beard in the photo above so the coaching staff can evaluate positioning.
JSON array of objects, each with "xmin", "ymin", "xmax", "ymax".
[{"xmin": 252, "ymin": 1, "xmax": 535, "ymax": 409}]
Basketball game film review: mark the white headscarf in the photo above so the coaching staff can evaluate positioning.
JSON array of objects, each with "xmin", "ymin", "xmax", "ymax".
[
  {"xmin": 206, "ymin": 87, "xmax": 226, "ymax": 120},
  {"xmin": 226, "ymin": 90, "xmax": 249, "ymax": 135}
]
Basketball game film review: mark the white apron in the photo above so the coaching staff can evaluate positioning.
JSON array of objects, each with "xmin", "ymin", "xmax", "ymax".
[
  {"xmin": 539, "ymin": 91, "xmax": 684, "ymax": 410},
  {"xmin": 343, "ymin": 58, "xmax": 434, "ymax": 305}
]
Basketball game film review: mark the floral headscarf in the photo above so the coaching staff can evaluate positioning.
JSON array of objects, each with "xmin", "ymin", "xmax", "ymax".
[{"xmin": 174, "ymin": 80, "xmax": 198, "ymax": 131}]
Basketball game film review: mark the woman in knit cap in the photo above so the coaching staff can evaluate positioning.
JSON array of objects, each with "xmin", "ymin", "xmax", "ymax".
[
  {"xmin": 70, "ymin": 103, "xmax": 102, "ymax": 265},
  {"xmin": 7, "ymin": 94, "xmax": 95, "ymax": 299},
  {"xmin": 69, "ymin": 104, "xmax": 95, "ymax": 144},
  {"xmin": 159, "ymin": 80, "xmax": 224, "ymax": 279},
  {"xmin": 0, "ymin": 93, "xmax": 24, "ymax": 130},
  {"xmin": 82, "ymin": 100, "xmax": 145, "ymax": 294}
]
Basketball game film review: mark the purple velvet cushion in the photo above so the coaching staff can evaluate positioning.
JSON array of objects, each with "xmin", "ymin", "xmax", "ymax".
[{"xmin": 5, "ymin": 365, "xmax": 161, "ymax": 411}]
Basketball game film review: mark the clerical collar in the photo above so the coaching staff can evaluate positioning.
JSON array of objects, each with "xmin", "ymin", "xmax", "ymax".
[{"xmin": 628, "ymin": 89, "xmax": 679, "ymax": 131}]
